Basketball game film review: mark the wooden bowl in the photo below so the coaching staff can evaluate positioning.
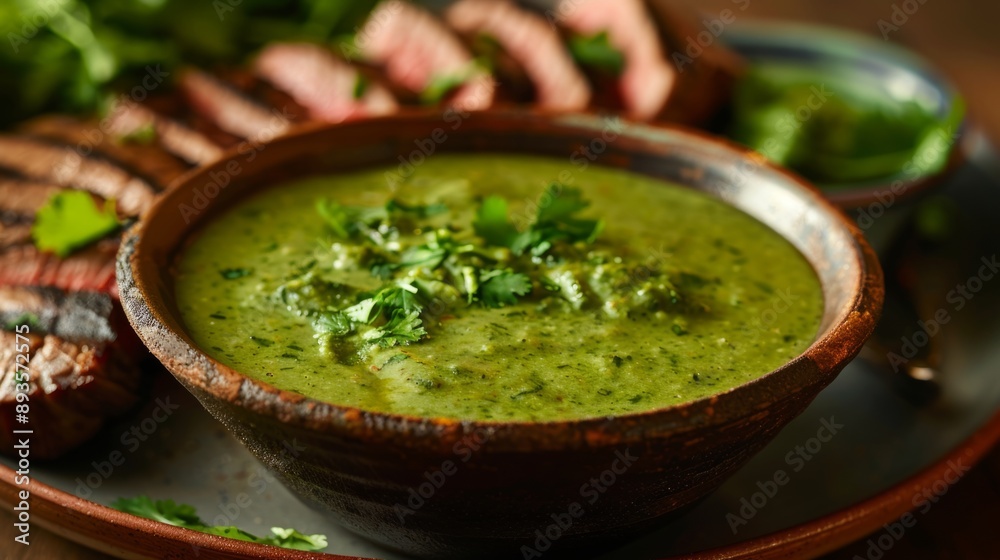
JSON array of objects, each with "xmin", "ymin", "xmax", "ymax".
[{"xmin": 116, "ymin": 111, "xmax": 883, "ymax": 558}]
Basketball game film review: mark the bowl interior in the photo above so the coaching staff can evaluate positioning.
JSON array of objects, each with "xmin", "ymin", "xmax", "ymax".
[{"xmin": 122, "ymin": 111, "xmax": 880, "ymax": 433}]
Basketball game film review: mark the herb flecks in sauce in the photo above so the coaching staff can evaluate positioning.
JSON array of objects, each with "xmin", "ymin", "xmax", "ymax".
[{"xmin": 176, "ymin": 155, "xmax": 824, "ymax": 421}]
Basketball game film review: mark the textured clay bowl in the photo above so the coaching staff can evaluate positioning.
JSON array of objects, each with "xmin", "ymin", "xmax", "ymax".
[
  {"xmin": 117, "ymin": 111, "xmax": 883, "ymax": 559},
  {"xmin": 724, "ymin": 21, "xmax": 967, "ymax": 212}
]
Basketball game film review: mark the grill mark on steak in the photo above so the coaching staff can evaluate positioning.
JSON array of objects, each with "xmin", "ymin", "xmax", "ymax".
[
  {"xmin": 19, "ymin": 115, "xmax": 189, "ymax": 191},
  {"xmin": 0, "ymin": 285, "xmax": 117, "ymax": 343},
  {"xmin": 179, "ymin": 68, "xmax": 293, "ymax": 141},
  {"xmin": 104, "ymin": 101, "xmax": 225, "ymax": 166},
  {"xmin": 255, "ymin": 43, "xmax": 398, "ymax": 123},
  {"xmin": 0, "ymin": 135, "xmax": 158, "ymax": 217}
]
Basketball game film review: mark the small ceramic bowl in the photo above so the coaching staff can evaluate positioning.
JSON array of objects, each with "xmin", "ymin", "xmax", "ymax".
[
  {"xmin": 723, "ymin": 21, "xmax": 967, "ymax": 213},
  {"xmin": 117, "ymin": 111, "xmax": 883, "ymax": 558}
]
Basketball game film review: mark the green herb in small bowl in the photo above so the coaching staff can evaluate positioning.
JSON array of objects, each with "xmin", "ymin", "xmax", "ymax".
[{"xmin": 723, "ymin": 22, "xmax": 967, "ymax": 210}]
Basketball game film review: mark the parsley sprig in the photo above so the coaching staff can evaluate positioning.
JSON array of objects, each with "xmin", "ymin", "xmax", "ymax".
[{"xmin": 113, "ymin": 496, "xmax": 327, "ymax": 552}]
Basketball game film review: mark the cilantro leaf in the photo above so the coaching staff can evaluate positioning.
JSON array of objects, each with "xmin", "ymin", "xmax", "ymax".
[
  {"xmin": 32, "ymin": 190, "xmax": 121, "ymax": 257},
  {"xmin": 362, "ymin": 308, "xmax": 427, "ymax": 347},
  {"xmin": 344, "ymin": 283, "xmax": 426, "ymax": 345},
  {"xmin": 112, "ymin": 496, "xmax": 328, "ymax": 552},
  {"xmin": 313, "ymin": 311, "xmax": 353, "ymax": 337},
  {"xmin": 473, "ymin": 196, "xmax": 519, "ymax": 248},
  {"xmin": 475, "ymin": 185, "xmax": 602, "ymax": 257},
  {"xmin": 479, "ymin": 270, "xmax": 532, "ymax": 308}
]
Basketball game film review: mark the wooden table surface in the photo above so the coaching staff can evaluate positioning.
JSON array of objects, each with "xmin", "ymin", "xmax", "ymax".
[{"xmin": 2, "ymin": 0, "xmax": 998, "ymax": 558}]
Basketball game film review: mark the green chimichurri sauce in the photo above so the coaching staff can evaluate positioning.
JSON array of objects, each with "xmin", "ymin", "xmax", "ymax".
[{"xmin": 175, "ymin": 154, "xmax": 823, "ymax": 421}]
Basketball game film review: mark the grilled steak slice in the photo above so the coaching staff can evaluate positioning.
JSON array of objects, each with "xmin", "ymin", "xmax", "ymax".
[
  {"xmin": 179, "ymin": 68, "xmax": 293, "ymax": 141},
  {"xmin": 20, "ymin": 116, "xmax": 190, "ymax": 191},
  {"xmin": 255, "ymin": 43, "xmax": 398, "ymax": 123},
  {"xmin": 444, "ymin": 0, "xmax": 590, "ymax": 110},
  {"xmin": 0, "ymin": 238, "xmax": 120, "ymax": 296},
  {"xmin": 355, "ymin": 0, "xmax": 495, "ymax": 110},
  {"xmin": 103, "ymin": 103, "xmax": 225, "ymax": 166},
  {"xmin": 0, "ymin": 135, "xmax": 158, "ymax": 217},
  {"xmin": 0, "ymin": 286, "xmax": 144, "ymax": 459},
  {"xmin": 0, "ymin": 175, "xmax": 63, "ymax": 221},
  {"xmin": 554, "ymin": 0, "xmax": 675, "ymax": 120}
]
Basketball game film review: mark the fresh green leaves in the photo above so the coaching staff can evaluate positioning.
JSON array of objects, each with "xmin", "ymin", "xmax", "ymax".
[
  {"xmin": 317, "ymin": 198, "xmax": 447, "ymax": 241},
  {"xmin": 478, "ymin": 270, "xmax": 532, "ymax": 308},
  {"xmin": 474, "ymin": 184, "xmax": 603, "ymax": 257},
  {"xmin": 32, "ymin": 190, "xmax": 120, "ymax": 257},
  {"xmin": 0, "ymin": 0, "xmax": 380, "ymax": 126},
  {"xmin": 112, "ymin": 496, "xmax": 327, "ymax": 552},
  {"xmin": 312, "ymin": 283, "xmax": 429, "ymax": 352},
  {"xmin": 302, "ymin": 185, "xmax": 602, "ymax": 355},
  {"xmin": 474, "ymin": 196, "xmax": 520, "ymax": 248}
]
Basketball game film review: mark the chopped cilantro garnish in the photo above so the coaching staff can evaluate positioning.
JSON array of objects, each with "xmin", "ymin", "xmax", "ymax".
[
  {"xmin": 112, "ymin": 496, "xmax": 327, "ymax": 552},
  {"xmin": 301, "ymin": 186, "xmax": 606, "ymax": 355},
  {"xmin": 32, "ymin": 190, "xmax": 121, "ymax": 257}
]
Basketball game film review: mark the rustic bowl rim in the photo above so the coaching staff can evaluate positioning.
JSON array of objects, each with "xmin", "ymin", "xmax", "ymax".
[{"xmin": 117, "ymin": 110, "xmax": 884, "ymax": 450}]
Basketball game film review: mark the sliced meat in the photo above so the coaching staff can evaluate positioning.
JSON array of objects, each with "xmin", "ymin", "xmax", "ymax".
[
  {"xmin": 0, "ymin": 288, "xmax": 144, "ymax": 459},
  {"xmin": 178, "ymin": 68, "xmax": 292, "ymax": 141},
  {"xmin": 218, "ymin": 68, "xmax": 313, "ymax": 123},
  {"xmin": 20, "ymin": 115, "xmax": 190, "ymax": 191},
  {"xmin": 0, "ymin": 238, "xmax": 119, "ymax": 296},
  {"xmin": 143, "ymin": 93, "xmax": 245, "ymax": 150},
  {"xmin": 444, "ymin": 0, "xmax": 590, "ymax": 111},
  {"xmin": 555, "ymin": 0, "xmax": 675, "ymax": 120},
  {"xmin": 0, "ymin": 175, "xmax": 63, "ymax": 221},
  {"xmin": 255, "ymin": 43, "xmax": 398, "ymax": 123},
  {"xmin": 0, "ymin": 223, "xmax": 32, "ymax": 249},
  {"xmin": 104, "ymin": 102, "xmax": 224, "ymax": 166},
  {"xmin": 355, "ymin": 0, "xmax": 495, "ymax": 110},
  {"xmin": 0, "ymin": 135, "xmax": 157, "ymax": 217}
]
